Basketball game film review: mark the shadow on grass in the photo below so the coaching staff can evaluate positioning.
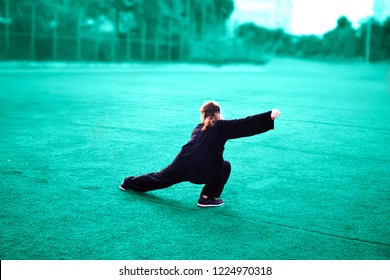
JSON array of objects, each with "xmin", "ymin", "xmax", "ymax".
[
  {"xmin": 119, "ymin": 188, "xmax": 240, "ymax": 217},
  {"xmin": 121, "ymin": 189, "xmax": 390, "ymax": 248}
]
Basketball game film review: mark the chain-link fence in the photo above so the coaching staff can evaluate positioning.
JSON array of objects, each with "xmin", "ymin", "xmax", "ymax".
[
  {"xmin": 0, "ymin": 0, "xmax": 388, "ymax": 63},
  {"xmin": 0, "ymin": 0, "xmax": 259, "ymax": 63}
]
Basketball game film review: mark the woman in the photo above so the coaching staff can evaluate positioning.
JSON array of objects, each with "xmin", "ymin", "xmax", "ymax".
[{"xmin": 120, "ymin": 101, "xmax": 281, "ymax": 207}]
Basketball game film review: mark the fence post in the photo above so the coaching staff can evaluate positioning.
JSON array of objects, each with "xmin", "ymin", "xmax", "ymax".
[
  {"xmin": 154, "ymin": 23, "xmax": 159, "ymax": 61},
  {"xmin": 141, "ymin": 19, "xmax": 146, "ymax": 61},
  {"xmin": 111, "ymin": 30, "xmax": 116, "ymax": 61},
  {"xmin": 5, "ymin": 0, "xmax": 10, "ymax": 58},
  {"xmin": 181, "ymin": 0, "xmax": 191, "ymax": 62},
  {"xmin": 53, "ymin": 9, "xmax": 58, "ymax": 60},
  {"xmin": 216, "ymin": 12, "xmax": 222, "ymax": 64},
  {"xmin": 31, "ymin": 4, "xmax": 36, "ymax": 60},
  {"xmin": 168, "ymin": 19, "xmax": 172, "ymax": 62},
  {"xmin": 179, "ymin": 26, "xmax": 184, "ymax": 61},
  {"xmin": 111, "ymin": 9, "xmax": 117, "ymax": 62},
  {"xmin": 233, "ymin": 8, "xmax": 239, "ymax": 62},
  {"xmin": 188, "ymin": 0, "xmax": 194, "ymax": 38},
  {"xmin": 95, "ymin": 23, "xmax": 100, "ymax": 61},
  {"xmin": 201, "ymin": 3, "xmax": 206, "ymax": 41},
  {"xmin": 365, "ymin": 18, "xmax": 372, "ymax": 63},
  {"xmin": 126, "ymin": 27, "xmax": 131, "ymax": 61},
  {"xmin": 77, "ymin": 10, "xmax": 82, "ymax": 61}
]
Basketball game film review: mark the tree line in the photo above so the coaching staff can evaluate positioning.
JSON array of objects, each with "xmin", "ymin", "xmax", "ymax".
[
  {"xmin": 1, "ymin": 0, "xmax": 388, "ymax": 63},
  {"xmin": 237, "ymin": 16, "xmax": 390, "ymax": 63}
]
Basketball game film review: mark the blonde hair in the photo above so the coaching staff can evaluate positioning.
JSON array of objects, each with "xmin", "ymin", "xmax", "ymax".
[{"xmin": 200, "ymin": 101, "xmax": 221, "ymax": 131}]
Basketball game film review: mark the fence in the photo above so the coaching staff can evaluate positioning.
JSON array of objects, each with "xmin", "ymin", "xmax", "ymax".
[
  {"xmin": 0, "ymin": 0, "xmax": 258, "ymax": 63},
  {"xmin": 1, "ymin": 1, "xmax": 378, "ymax": 63}
]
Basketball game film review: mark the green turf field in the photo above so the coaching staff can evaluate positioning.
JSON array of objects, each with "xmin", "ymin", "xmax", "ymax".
[{"xmin": 0, "ymin": 60, "xmax": 389, "ymax": 260}]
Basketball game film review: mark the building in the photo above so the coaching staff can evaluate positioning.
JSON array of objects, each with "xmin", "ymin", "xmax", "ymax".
[
  {"xmin": 230, "ymin": 0, "xmax": 293, "ymax": 32},
  {"xmin": 373, "ymin": 0, "xmax": 390, "ymax": 22}
]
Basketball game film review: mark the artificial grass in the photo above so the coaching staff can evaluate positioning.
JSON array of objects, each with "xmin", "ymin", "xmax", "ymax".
[{"xmin": 0, "ymin": 60, "xmax": 389, "ymax": 260}]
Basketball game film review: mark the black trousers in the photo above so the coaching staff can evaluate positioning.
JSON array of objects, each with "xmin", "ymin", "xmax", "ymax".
[{"xmin": 122, "ymin": 161, "xmax": 231, "ymax": 198}]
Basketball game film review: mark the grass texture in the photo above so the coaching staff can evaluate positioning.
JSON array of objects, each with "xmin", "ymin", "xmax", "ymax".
[{"xmin": 0, "ymin": 60, "xmax": 389, "ymax": 260}]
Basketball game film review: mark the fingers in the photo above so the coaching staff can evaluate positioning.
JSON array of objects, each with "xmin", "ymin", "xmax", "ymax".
[{"xmin": 271, "ymin": 109, "xmax": 281, "ymax": 120}]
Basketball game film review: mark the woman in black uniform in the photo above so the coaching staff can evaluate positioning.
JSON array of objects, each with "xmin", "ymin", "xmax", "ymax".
[{"xmin": 120, "ymin": 101, "xmax": 281, "ymax": 207}]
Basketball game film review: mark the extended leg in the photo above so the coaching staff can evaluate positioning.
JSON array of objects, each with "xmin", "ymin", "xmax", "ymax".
[{"xmin": 120, "ymin": 166, "xmax": 182, "ymax": 192}]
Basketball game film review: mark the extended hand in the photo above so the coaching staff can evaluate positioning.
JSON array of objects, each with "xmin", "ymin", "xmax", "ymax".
[{"xmin": 271, "ymin": 109, "xmax": 281, "ymax": 120}]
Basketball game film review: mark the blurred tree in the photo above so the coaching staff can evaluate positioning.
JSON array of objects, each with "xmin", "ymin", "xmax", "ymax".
[
  {"xmin": 191, "ymin": 0, "xmax": 234, "ymax": 23},
  {"xmin": 236, "ymin": 23, "xmax": 285, "ymax": 60},
  {"xmin": 321, "ymin": 16, "xmax": 358, "ymax": 59},
  {"xmin": 381, "ymin": 17, "xmax": 390, "ymax": 60},
  {"xmin": 337, "ymin": 16, "xmax": 351, "ymax": 29},
  {"xmin": 357, "ymin": 18, "xmax": 386, "ymax": 62},
  {"xmin": 275, "ymin": 33, "xmax": 298, "ymax": 56},
  {"xmin": 139, "ymin": 0, "xmax": 234, "ymax": 37},
  {"xmin": 295, "ymin": 35, "xmax": 322, "ymax": 58},
  {"xmin": 134, "ymin": 0, "xmax": 235, "ymax": 60},
  {"xmin": 188, "ymin": 0, "xmax": 234, "ymax": 37}
]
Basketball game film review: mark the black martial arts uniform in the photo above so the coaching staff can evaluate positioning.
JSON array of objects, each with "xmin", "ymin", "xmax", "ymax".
[{"xmin": 122, "ymin": 111, "xmax": 274, "ymax": 198}]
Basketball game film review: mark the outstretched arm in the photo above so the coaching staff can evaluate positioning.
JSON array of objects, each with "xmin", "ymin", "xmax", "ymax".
[{"xmin": 220, "ymin": 109, "xmax": 281, "ymax": 140}]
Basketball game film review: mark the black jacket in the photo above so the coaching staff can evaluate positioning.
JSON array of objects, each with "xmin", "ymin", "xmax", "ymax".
[{"xmin": 166, "ymin": 111, "xmax": 274, "ymax": 184}]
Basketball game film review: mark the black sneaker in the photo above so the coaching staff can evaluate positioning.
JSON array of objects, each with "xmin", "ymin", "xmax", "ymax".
[
  {"xmin": 119, "ymin": 182, "xmax": 127, "ymax": 191},
  {"xmin": 197, "ymin": 196, "xmax": 224, "ymax": 207},
  {"xmin": 119, "ymin": 177, "xmax": 134, "ymax": 191}
]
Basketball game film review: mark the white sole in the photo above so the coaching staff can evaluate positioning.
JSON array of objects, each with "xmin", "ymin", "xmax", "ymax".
[{"xmin": 197, "ymin": 202, "xmax": 224, "ymax": 207}]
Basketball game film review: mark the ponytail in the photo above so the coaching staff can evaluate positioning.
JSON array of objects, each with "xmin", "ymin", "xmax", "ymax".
[
  {"xmin": 201, "ymin": 114, "xmax": 219, "ymax": 131},
  {"xmin": 200, "ymin": 101, "xmax": 221, "ymax": 131}
]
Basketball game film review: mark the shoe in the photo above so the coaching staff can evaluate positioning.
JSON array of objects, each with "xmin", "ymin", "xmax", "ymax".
[
  {"xmin": 119, "ymin": 177, "xmax": 134, "ymax": 191},
  {"xmin": 119, "ymin": 183, "xmax": 127, "ymax": 191},
  {"xmin": 197, "ymin": 196, "xmax": 224, "ymax": 207}
]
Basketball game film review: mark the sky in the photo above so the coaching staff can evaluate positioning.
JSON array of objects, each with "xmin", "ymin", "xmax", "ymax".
[
  {"xmin": 291, "ymin": 0, "xmax": 374, "ymax": 35},
  {"xmin": 233, "ymin": 0, "xmax": 376, "ymax": 35}
]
